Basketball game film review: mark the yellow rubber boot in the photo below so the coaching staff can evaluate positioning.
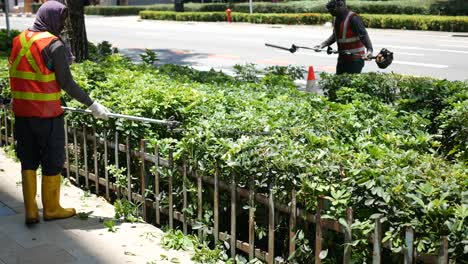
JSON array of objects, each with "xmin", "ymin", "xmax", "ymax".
[
  {"xmin": 41, "ymin": 175, "xmax": 76, "ymax": 220},
  {"xmin": 21, "ymin": 170, "xmax": 40, "ymax": 225}
]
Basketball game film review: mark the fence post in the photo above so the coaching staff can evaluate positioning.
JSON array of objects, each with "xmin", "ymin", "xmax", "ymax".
[
  {"xmin": 0, "ymin": 108, "xmax": 6, "ymax": 147},
  {"xmin": 196, "ymin": 167, "xmax": 203, "ymax": 240},
  {"xmin": 315, "ymin": 196, "xmax": 324, "ymax": 264},
  {"xmin": 214, "ymin": 164, "xmax": 220, "ymax": 243},
  {"xmin": 343, "ymin": 207, "xmax": 353, "ymax": 264},
  {"xmin": 182, "ymin": 160, "xmax": 188, "ymax": 235},
  {"xmin": 73, "ymin": 127, "xmax": 79, "ymax": 183},
  {"xmin": 126, "ymin": 135, "xmax": 132, "ymax": 201},
  {"xmin": 64, "ymin": 117, "xmax": 70, "ymax": 179},
  {"xmin": 115, "ymin": 131, "xmax": 121, "ymax": 198},
  {"xmin": 168, "ymin": 146, "xmax": 174, "ymax": 229},
  {"xmin": 372, "ymin": 218, "xmax": 382, "ymax": 264},
  {"xmin": 438, "ymin": 236, "xmax": 448, "ymax": 264},
  {"xmin": 140, "ymin": 139, "xmax": 147, "ymax": 222},
  {"xmin": 10, "ymin": 118, "xmax": 14, "ymax": 145},
  {"xmin": 404, "ymin": 227, "xmax": 414, "ymax": 264},
  {"xmin": 93, "ymin": 128, "xmax": 99, "ymax": 194},
  {"xmin": 248, "ymin": 173, "xmax": 255, "ymax": 260},
  {"xmin": 230, "ymin": 171, "xmax": 237, "ymax": 259},
  {"xmin": 83, "ymin": 126, "xmax": 89, "ymax": 189},
  {"xmin": 154, "ymin": 144, "xmax": 160, "ymax": 225},
  {"xmin": 3, "ymin": 110, "xmax": 8, "ymax": 146},
  {"xmin": 289, "ymin": 188, "xmax": 297, "ymax": 257},
  {"xmin": 103, "ymin": 129, "xmax": 110, "ymax": 200},
  {"xmin": 268, "ymin": 182, "xmax": 275, "ymax": 264}
]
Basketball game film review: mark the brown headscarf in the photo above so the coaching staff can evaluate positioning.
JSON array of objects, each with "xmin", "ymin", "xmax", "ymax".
[{"xmin": 30, "ymin": 0, "xmax": 74, "ymax": 64}]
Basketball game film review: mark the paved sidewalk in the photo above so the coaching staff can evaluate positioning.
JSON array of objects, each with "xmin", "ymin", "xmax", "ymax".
[{"xmin": 0, "ymin": 150, "xmax": 195, "ymax": 264}]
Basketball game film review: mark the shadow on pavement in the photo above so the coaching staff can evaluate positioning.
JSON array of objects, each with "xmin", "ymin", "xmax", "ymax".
[
  {"xmin": 121, "ymin": 48, "xmax": 210, "ymax": 67},
  {"xmin": 0, "ymin": 149, "xmax": 168, "ymax": 264}
]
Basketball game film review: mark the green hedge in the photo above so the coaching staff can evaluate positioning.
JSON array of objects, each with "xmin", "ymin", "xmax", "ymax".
[
  {"xmin": 362, "ymin": 14, "xmax": 468, "ymax": 32},
  {"xmin": 140, "ymin": 11, "xmax": 468, "ymax": 32},
  {"xmin": 85, "ymin": 3, "xmax": 227, "ymax": 16},
  {"xmin": 1, "ymin": 53, "xmax": 467, "ymax": 261},
  {"xmin": 85, "ymin": 0, "xmax": 468, "ymax": 16},
  {"xmin": 0, "ymin": 29, "xmax": 21, "ymax": 56},
  {"xmin": 85, "ymin": 6, "xmax": 148, "ymax": 16},
  {"xmin": 140, "ymin": 11, "xmax": 227, "ymax": 22},
  {"xmin": 234, "ymin": 1, "xmax": 431, "ymax": 15}
]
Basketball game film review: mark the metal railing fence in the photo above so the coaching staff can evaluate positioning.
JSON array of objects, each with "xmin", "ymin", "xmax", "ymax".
[{"xmin": 0, "ymin": 105, "xmax": 450, "ymax": 264}]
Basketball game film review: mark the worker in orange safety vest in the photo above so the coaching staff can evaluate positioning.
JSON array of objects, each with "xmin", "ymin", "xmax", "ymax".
[
  {"xmin": 314, "ymin": 0, "xmax": 374, "ymax": 74},
  {"xmin": 8, "ymin": 1, "xmax": 110, "ymax": 225}
]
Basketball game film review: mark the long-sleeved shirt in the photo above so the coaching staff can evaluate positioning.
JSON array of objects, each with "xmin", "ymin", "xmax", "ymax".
[{"xmin": 42, "ymin": 38, "xmax": 93, "ymax": 107}]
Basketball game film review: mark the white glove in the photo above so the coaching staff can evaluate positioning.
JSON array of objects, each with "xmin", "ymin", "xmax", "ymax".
[{"xmin": 88, "ymin": 101, "xmax": 110, "ymax": 120}]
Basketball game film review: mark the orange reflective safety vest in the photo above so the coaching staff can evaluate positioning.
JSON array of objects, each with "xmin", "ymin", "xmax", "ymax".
[
  {"xmin": 9, "ymin": 29, "xmax": 63, "ymax": 118},
  {"xmin": 335, "ymin": 11, "xmax": 366, "ymax": 60}
]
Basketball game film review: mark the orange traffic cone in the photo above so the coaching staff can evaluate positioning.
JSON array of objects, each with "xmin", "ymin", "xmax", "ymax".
[{"xmin": 305, "ymin": 66, "xmax": 316, "ymax": 92}]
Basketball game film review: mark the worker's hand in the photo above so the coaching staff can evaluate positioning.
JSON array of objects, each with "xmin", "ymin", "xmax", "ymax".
[
  {"xmin": 363, "ymin": 50, "xmax": 373, "ymax": 60},
  {"xmin": 313, "ymin": 44, "xmax": 324, "ymax": 51},
  {"xmin": 88, "ymin": 101, "xmax": 110, "ymax": 120}
]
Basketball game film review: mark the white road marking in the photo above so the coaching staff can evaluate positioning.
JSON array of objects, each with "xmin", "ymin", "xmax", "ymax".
[
  {"xmin": 391, "ymin": 52, "xmax": 424, "ymax": 56},
  {"xmin": 392, "ymin": 61, "xmax": 448, "ymax": 68},
  {"xmin": 277, "ymin": 50, "xmax": 446, "ymax": 68},
  {"xmin": 438, "ymin": 44, "xmax": 468, "ymax": 49},
  {"xmin": 438, "ymin": 39, "xmax": 468, "ymax": 44},
  {"xmin": 381, "ymin": 44, "xmax": 468, "ymax": 54}
]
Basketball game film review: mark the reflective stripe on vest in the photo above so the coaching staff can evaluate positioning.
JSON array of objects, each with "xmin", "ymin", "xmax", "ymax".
[
  {"xmin": 344, "ymin": 47, "xmax": 366, "ymax": 53},
  {"xmin": 336, "ymin": 11, "xmax": 365, "ymax": 57},
  {"xmin": 11, "ymin": 91, "xmax": 62, "ymax": 101},
  {"xmin": 340, "ymin": 11, "xmax": 354, "ymax": 41},
  {"xmin": 337, "ymin": 36, "xmax": 360, "ymax": 43},
  {"xmin": 9, "ymin": 31, "xmax": 58, "ymax": 84}
]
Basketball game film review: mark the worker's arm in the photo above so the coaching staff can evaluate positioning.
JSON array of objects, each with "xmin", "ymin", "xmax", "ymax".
[
  {"xmin": 44, "ymin": 39, "xmax": 94, "ymax": 107},
  {"xmin": 319, "ymin": 34, "xmax": 337, "ymax": 48},
  {"xmin": 351, "ymin": 15, "xmax": 373, "ymax": 56}
]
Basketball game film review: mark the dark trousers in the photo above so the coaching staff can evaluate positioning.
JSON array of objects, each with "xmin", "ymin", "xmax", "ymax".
[
  {"xmin": 14, "ymin": 115, "xmax": 65, "ymax": 175},
  {"xmin": 336, "ymin": 59, "xmax": 364, "ymax": 75}
]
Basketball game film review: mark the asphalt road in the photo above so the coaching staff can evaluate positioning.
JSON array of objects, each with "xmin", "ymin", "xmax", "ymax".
[{"xmin": 2, "ymin": 15, "xmax": 468, "ymax": 80}]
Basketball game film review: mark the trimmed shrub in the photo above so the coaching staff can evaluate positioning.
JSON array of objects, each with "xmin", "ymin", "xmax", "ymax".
[
  {"xmin": 87, "ymin": 1, "xmax": 468, "ymax": 16},
  {"xmin": 361, "ymin": 14, "xmax": 468, "ymax": 32},
  {"xmin": 0, "ymin": 29, "xmax": 21, "ymax": 56},
  {"xmin": 85, "ymin": 6, "xmax": 148, "ymax": 16},
  {"xmin": 140, "ymin": 11, "xmax": 226, "ymax": 22},
  {"xmin": 429, "ymin": 0, "xmax": 468, "ymax": 16},
  {"xmin": 140, "ymin": 11, "xmax": 468, "ymax": 32},
  {"xmin": 85, "ymin": 3, "xmax": 228, "ymax": 16}
]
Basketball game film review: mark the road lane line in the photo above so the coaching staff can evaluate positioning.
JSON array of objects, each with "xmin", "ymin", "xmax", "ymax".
[
  {"xmin": 386, "ymin": 51, "xmax": 424, "ymax": 56},
  {"xmin": 392, "ymin": 61, "xmax": 448, "ymax": 68},
  {"xmin": 281, "ymin": 49, "xmax": 425, "ymax": 58},
  {"xmin": 439, "ymin": 40, "xmax": 468, "ymax": 43},
  {"xmin": 381, "ymin": 45, "xmax": 468, "ymax": 54},
  {"xmin": 438, "ymin": 44, "xmax": 468, "ymax": 49}
]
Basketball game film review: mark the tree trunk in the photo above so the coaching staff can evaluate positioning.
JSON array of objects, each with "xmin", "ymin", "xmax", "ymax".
[
  {"xmin": 56, "ymin": 0, "xmax": 89, "ymax": 62},
  {"xmin": 24, "ymin": 0, "xmax": 32, "ymax": 13}
]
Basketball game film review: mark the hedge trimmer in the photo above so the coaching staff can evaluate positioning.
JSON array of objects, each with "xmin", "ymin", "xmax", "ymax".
[{"xmin": 265, "ymin": 43, "xmax": 393, "ymax": 69}]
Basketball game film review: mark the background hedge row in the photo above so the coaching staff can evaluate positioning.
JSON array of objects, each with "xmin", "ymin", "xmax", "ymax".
[
  {"xmin": 85, "ymin": 0, "xmax": 468, "ymax": 16},
  {"xmin": 139, "ymin": 11, "xmax": 468, "ymax": 32}
]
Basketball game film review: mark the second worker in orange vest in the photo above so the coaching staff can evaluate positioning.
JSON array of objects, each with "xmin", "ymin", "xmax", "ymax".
[
  {"xmin": 9, "ymin": 1, "xmax": 110, "ymax": 225},
  {"xmin": 315, "ymin": 0, "xmax": 374, "ymax": 75}
]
